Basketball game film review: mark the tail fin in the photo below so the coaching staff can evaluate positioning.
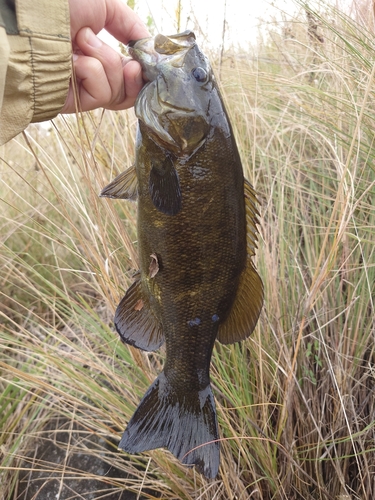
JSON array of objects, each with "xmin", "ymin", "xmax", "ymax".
[{"xmin": 119, "ymin": 372, "xmax": 220, "ymax": 479}]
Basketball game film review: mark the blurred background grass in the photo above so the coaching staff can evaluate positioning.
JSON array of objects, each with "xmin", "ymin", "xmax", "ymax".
[{"xmin": 1, "ymin": 1, "xmax": 374, "ymax": 498}]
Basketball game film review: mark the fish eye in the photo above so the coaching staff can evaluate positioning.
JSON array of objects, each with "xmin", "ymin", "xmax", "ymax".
[{"xmin": 192, "ymin": 67, "xmax": 208, "ymax": 83}]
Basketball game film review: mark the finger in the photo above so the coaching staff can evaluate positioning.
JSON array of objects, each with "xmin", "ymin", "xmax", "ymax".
[
  {"xmin": 61, "ymin": 53, "xmax": 145, "ymax": 113},
  {"xmin": 98, "ymin": 59, "xmax": 144, "ymax": 111},
  {"xmin": 120, "ymin": 59, "xmax": 144, "ymax": 107},
  {"xmin": 104, "ymin": 1, "xmax": 150, "ymax": 43},
  {"xmin": 61, "ymin": 54, "xmax": 112, "ymax": 112},
  {"xmin": 75, "ymin": 27, "xmax": 125, "ymax": 105},
  {"xmin": 69, "ymin": 0, "xmax": 106, "ymax": 40}
]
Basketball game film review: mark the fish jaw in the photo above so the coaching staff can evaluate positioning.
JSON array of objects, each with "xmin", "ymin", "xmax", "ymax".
[
  {"xmin": 128, "ymin": 31, "xmax": 213, "ymax": 155},
  {"xmin": 128, "ymin": 30, "xmax": 197, "ymax": 81}
]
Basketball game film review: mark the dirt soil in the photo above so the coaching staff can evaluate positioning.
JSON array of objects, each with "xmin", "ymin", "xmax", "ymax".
[{"xmin": 16, "ymin": 418, "xmax": 156, "ymax": 500}]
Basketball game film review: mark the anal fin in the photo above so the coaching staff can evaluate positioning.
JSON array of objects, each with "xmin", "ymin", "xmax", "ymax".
[
  {"xmin": 115, "ymin": 279, "xmax": 164, "ymax": 351},
  {"xmin": 217, "ymin": 179, "xmax": 263, "ymax": 344}
]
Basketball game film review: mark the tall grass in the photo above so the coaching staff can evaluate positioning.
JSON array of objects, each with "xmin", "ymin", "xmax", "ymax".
[{"xmin": 1, "ymin": 2, "xmax": 374, "ymax": 498}]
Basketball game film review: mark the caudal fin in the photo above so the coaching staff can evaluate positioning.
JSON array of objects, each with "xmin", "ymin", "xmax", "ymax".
[{"xmin": 119, "ymin": 372, "xmax": 220, "ymax": 479}]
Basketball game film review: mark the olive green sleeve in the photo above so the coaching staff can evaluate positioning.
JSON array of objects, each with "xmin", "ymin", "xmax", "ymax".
[{"xmin": 0, "ymin": 0, "xmax": 71, "ymax": 145}]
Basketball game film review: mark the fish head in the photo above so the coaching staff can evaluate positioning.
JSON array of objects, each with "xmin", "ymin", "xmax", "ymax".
[{"xmin": 129, "ymin": 31, "xmax": 215, "ymax": 155}]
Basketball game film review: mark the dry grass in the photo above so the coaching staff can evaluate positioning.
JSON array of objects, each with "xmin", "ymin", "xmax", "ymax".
[{"xmin": 1, "ymin": 2, "xmax": 375, "ymax": 499}]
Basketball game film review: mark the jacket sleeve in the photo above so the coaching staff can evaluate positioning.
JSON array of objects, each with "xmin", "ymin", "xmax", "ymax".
[{"xmin": 0, "ymin": 0, "xmax": 71, "ymax": 145}]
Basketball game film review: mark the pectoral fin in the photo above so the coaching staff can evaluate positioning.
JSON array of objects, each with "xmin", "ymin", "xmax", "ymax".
[
  {"xmin": 217, "ymin": 179, "xmax": 263, "ymax": 344},
  {"xmin": 100, "ymin": 166, "xmax": 138, "ymax": 200},
  {"xmin": 115, "ymin": 279, "xmax": 164, "ymax": 351},
  {"xmin": 149, "ymin": 155, "xmax": 182, "ymax": 215}
]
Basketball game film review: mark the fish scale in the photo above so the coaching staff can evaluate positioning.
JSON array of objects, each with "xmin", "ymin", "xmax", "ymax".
[{"xmin": 100, "ymin": 30, "xmax": 263, "ymax": 478}]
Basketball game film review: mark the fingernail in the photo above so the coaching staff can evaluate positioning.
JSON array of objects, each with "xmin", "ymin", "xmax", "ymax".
[{"xmin": 85, "ymin": 28, "xmax": 102, "ymax": 48}]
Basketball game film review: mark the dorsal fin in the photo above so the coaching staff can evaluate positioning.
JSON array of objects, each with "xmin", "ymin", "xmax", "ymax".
[{"xmin": 217, "ymin": 179, "xmax": 263, "ymax": 344}]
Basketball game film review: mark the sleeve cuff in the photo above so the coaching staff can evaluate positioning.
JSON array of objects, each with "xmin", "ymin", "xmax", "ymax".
[
  {"xmin": 30, "ymin": 36, "xmax": 71, "ymax": 122},
  {"xmin": 0, "ymin": 0, "xmax": 71, "ymax": 145}
]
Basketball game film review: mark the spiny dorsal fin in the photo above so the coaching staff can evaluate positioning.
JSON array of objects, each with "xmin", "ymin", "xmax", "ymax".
[
  {"xmin": 217, "ymin": 179, "xmax": 263, "ymax": 344},
  {"xmin": 115, "ymin": 279, "xmax": 164, "ymax": 351},
  {"xmin": 100, "ymin": 166, "xmax": 138, "ymax": 200},
  {"xmin": 149, "ymin": 155, "xmax": 182, "ymax": 216},
  {"xmin": 244, "ymin": 178, "xmax": 261, "ymax": 258}
]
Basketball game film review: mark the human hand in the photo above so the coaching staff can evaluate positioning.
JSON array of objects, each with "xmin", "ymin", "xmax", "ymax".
[{"xmin": 61, "ymin": 0, "xmax": 150, "ymax": 113}]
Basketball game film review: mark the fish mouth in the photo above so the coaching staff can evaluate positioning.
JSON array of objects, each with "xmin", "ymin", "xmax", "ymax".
[
  {"xmin": 128, "ymin": 30, "xmax": 196, "ymax": 81},
  {"xmin": 129, "ymin": 30, "xmax": 210, "ymax": 153}
]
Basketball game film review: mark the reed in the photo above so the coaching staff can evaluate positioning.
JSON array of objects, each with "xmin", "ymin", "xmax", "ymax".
[{"xmin": 1, "ymin": 2, "xmax": 374, "ymax": 498}]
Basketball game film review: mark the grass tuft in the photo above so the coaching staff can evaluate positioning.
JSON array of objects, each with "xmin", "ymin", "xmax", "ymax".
[{"xmin": 1, "ymin": 2, "xmax": 375, "ymax": 498}]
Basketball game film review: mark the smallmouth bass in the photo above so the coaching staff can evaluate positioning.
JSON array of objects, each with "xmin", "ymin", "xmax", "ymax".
[{"xmin": 101, "ymin": 31, "xmax": 263, "ymax": 479}]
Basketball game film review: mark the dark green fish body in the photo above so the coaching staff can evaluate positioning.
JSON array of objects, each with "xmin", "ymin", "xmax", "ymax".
[{"xmin": 101, "ymin": 31, "xmax": 263, "ymax": 479}]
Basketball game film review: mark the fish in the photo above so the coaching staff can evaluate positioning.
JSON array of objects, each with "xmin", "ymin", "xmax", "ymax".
[{"xmin": 100, "ymin": 30, "xmax": 263, "ymax": 479}]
